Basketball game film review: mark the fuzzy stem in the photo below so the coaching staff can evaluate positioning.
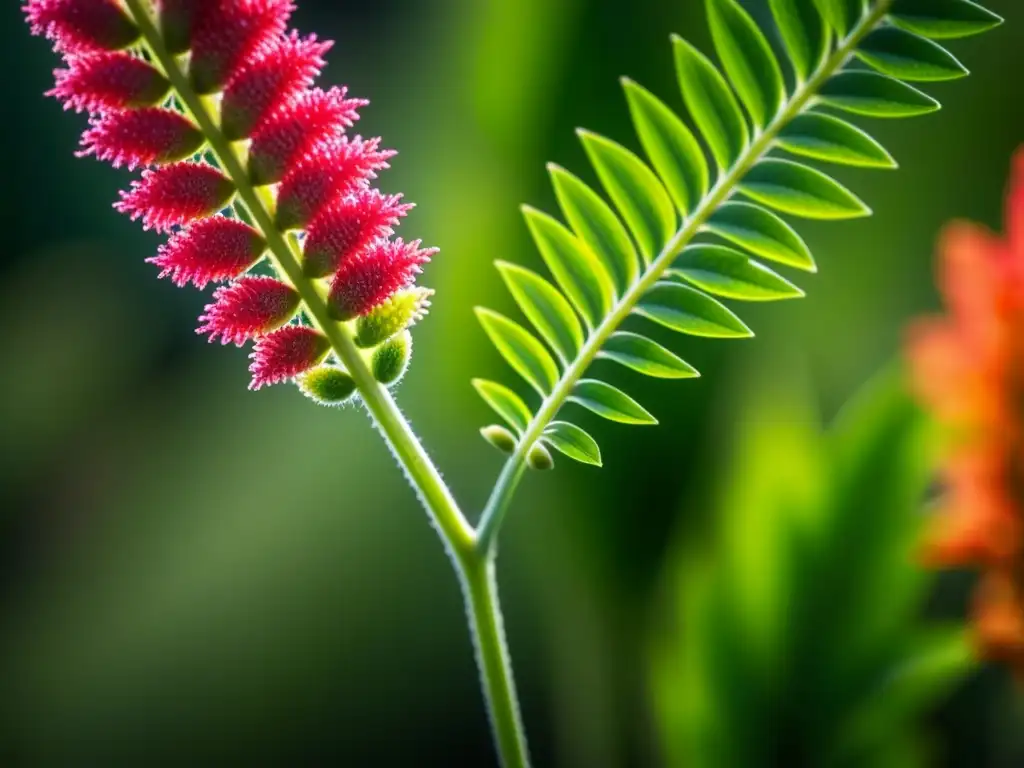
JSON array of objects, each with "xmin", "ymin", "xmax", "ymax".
[
  {"xmin": 475, "ymin": 0, "xmax": 894, "ymax": 556},
  {"xmin": 122, "ymin": 3, "xmax": 528, "ymax": 764}
]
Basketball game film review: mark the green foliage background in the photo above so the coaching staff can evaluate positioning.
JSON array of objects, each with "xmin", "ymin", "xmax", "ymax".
[{"xmin": 1, "ymin": 0, "xmax": 1022, "ymax": 765}]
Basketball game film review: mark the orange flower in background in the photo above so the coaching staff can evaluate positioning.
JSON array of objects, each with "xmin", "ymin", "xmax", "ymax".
[{"xmin": 908, "ymin": 149, "xmax": 1024, "ymax": 671}]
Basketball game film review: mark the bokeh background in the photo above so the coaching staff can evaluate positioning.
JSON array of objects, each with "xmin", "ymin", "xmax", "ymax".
[{"xmin": 2, "ymin": 0, "xmax": 1023, "ymax": 765}]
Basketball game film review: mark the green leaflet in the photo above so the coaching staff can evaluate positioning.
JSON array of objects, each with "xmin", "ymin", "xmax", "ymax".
[
  {"xmin": 672, "ymin": 34, "xmax": 749, "ymax": 170},
  {"xmin": 549, "ymin": 164, "xmax": 638, "ymax": 295},
  {"xmin": 476, "ymin": 309, "xmax": 559, "ymax": 396},
  {"xmin": 600, "ymin": 332, "xmax": 699, "ymax": 380},
  {"xmin": 705, "ymin": 201, "xmax": 816, "ymax": 272},
  {"xmin": 637, "ymin": 281, "xmax": 753, "ymax": 338},
  {"xmin": 578, "ymin": 130, "xmax": 677, "ymax": 264},
  {"xmin": 770, "ymin": 0, "xmax": 829, "ymax": 82},
  {"xmin": 707, "ymin": 0, "xmax": 785, "ymax": 127},
  {"xmin": 857, "ymin": 26, "xmax": 968, "ymax": 81},
  {"xmin": 890, "ymin": 0, "xmax": 1003, "ymax": 40},
  {"xmin": 496, "ymin": 261, "xmax": 584, "ymax": 366},
  {"xmin": 543, "ymin": 421, "xmax": 603, "ymax": 466},
  {"xmin": 739, "ymin": 158, "xmax": 871, "ymax": 220},
  {"xmin": 670, "ymin": 244, "xmax": 804, "ymax": 301},
  {"xmin": 570, "ymin": 380, "xmax": 657, "ymax": 425},
  {"xmin": 523, "ymin": 206, "xmax": 615, "ymax": 329},
  {"xmin": 622, "ymin": 79, "xmax": 709, "ymax": 215},
  {"xmin": 819, "ymin": 71, "xmax": 940, "ymax": 117},
  {"xmin": 472, "ymin": 379, "xmax": 534, "ymax": 434},
  {"xmin": 778, "ymin": 112, "xmax": 896, "ymax": 169},
  {"xmin": 813, "ymin": 0, "xmax": 863, "ymax": 34}
]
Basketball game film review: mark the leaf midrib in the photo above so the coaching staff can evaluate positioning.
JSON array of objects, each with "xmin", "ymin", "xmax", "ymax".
[{"xmin": 476, "ymin": 0, "xmax": 895, "ymax": 552}]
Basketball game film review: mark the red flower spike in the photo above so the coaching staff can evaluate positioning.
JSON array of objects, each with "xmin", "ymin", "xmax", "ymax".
[
  {"xmin": 249, "ymin": 325, "xmax": 331, "ymax": 390},
  {"xmin": 248, "ymin": 88, "xmax": 367, "ymax": 186},
  {"xmin": 328, "ymin": 239, "xmax": 435, "ymax": 321},
  {"xmin": 221, "ymin": 32, "xmax": 332, "ymax": 142},
  {"xmin": 116, "ymin": 162, "xmax": 236, "ymax": 232},
  {"xmin": 149, "ymin": 217, "xmax": 266, "ymax": 288},
  {"xmin": 79, "ymin": 108, "xmax": 205, "ymax": 170},
  {"xmin": 276, "ymin": 136, "xmax": 396, "ymax": 230},
  {"xmin": 198, "ymin": 277, "xmax": 300, "ymax": 346},
  {"xmin": 50, "ymin": 53, "xmax": 170, "ymax": 114},
  {"xmin": 24, "ymin": 0, "xmax": 140, "ymax": 54},
  {"xmin": 303, "ymin": 190, "xmax": 413, "ymax": 278},
  {"xmin": 189, "ymin": 0, "xmax": 295, "ymax": 95}
]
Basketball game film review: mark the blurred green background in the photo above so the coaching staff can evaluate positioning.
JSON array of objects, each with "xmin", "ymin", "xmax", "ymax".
[{"xmin": 2, "ymin": 0, "xmax": 1023, "ymax": 765}]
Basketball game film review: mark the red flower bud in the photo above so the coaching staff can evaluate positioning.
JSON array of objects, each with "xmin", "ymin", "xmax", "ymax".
[
  {"xmin": 249, "ymin": 325, "xmax": 330, "ymax": 390},
  {"xmin": 116, "ymin": 162, "xmax": 235, "ymax": 232},
  {"xmin": 221, "ymin": 31, "xmax": 332, "ymax": 141},
  {"xmin": 189, "ymin": 0, "xmax": 295, "ymax": 94},
  {"xmin": 149, "ymin": 217, "xmax": 266, "ymax": 288},
  {"xmin": 50, "ymin": 53, "xmax": 170, "ymax": 114},
  {"xmin": 276, "ymin": 136, "xmax": 396, "ymax": 230},
  {"xmin": 328, "ymin": 239, "xmax": 435, "ymax": 321},
  {"xmin": 79, "ymin": 108, "xmax": 205, "ymax": 169},
  {"xmin": 248, "ymin": 88, "xmax": 366, "ymax": 186},
  {"xmin": 198, "ymin": 277, "xmax": 300, "ymax": 345},
  {"xmin": 24, "ymin": 0, "xmax": 139, "ymax": 54},
  {"xmin": 303, "ymin": 190, "xmax": 413, "ymax": 278}
]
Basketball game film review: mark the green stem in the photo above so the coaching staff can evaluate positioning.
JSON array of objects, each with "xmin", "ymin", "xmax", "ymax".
[
  {"xmin": 123, "ymin": 3, "xmax": 528, "ymax": 765},
  {"xmin": 475, "ymin": 0, "xmax": 894, "ymax": 555},
  {"xmin": 458, "ymin": 556, "xmax": 532, "ymax": 768}
]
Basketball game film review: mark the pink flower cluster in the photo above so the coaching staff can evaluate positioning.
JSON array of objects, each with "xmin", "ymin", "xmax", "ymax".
[{"xmin": 26, "ymin": 0, "xmax": 434, "ymax": 390}]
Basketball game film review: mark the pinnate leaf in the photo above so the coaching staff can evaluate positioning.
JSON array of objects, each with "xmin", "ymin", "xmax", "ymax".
[
  {"xmin": 473, "ymin": 379, "xmax": 534, "ymax": 434},
  {"xmin": 637, "ymin": 281, "xmax": 753, "ymax": 338},
  {"xmin": 496, "ymin": 261, "xmax": 584, "ymax": 366},
  {"xmin": 476, "ymin": 308, "xmax": 559, "ymax": 396},
  {"xmin": 739, "ymin": 159, "xmax": 871, "ymax": 220},
  {"xmin": 543, "ymin": 421, "xmax": 603, "ymax": 466},
  {"xmin": 671, "ymin": 244, "xmax": 804, "ymax": 301},
  {"xmin": 778, "ymin": 112, "xmax": 896, "ymax": 169},
  {"xmin": 705, "ymin": 202, "xmax": 816, "ymax": 272},
  {"xmin": 600, "ymin": 332, "xmax": 699, "ymax": 379},
  {"xmin": 570, "ymin": 380, "xmax": 657, "ymax": 425}
]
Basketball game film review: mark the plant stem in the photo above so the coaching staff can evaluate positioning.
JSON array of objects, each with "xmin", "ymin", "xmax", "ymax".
[
  {"xmin": 123, "ymin": 4, "xmax": 528, "ymax": 765},
  {"xmin": 475, "ymin": 0, "xmax": 894, "ymax": 556},
  {"xmin": 458, "ymin": 555, "xmax": 532, "ymax": 768}
]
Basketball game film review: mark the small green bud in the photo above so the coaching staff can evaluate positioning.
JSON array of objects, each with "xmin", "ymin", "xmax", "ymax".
[
  {"xmin": 527, "ymin": 441, "xmax": 554, "ymax": 471},
  {"xmin": 298, "ymin": 365, "xmax": 357, "ymax": 406},
  {"xmin": 372, "ymin": 331, "xmax": 412, "ymax": 386},
  {"xmin": 355, "ymin": 288, "xmax": 433, "ymax": 348},
  {"xmin": 481, "ymin": 425, "xmax": 518, "ymax": 455}
]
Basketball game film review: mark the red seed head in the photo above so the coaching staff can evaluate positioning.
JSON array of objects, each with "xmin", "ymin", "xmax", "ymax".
[
  {"xmin": 24, "ymin": 0, "xmax": 140, "ymax": 54},
  {"xmin": 149, "ymin": 217, "xmax": 266, "ymax": 288},
  {"xmin": 303, "ymin": 190, "xmax": 413, "ymax": 278},
  {"xmin": 276, "ymin": 136, "xmax": 396, "ymax": 230},
  {"xmin": 50, "ymin": 53, "xmax": 170, "ymax": 113},
  {"xmin": 328, "ymin": 239, "xmax": 436, "ymax": 321},
  {"xmin": 189, "ymin": 0, "xmax": 295, "ymax": 94},
  {"xmin": 221, "ymin": 32, "xmax": 332, "ymax": 141},
  {"xmin": 116, "ymin": 162, "xmax": 236, "ymax": 232},
  {"xmin": 79, "ymin": 108, "xmax": 204, "ymax": 169},
  {"xmin": 248, "ymin": 88, "xmax": 367, "ymax": 186},
  {"xmin": 249, "ymin": 325, "xmax": 331, "ymax": 390},
  {"xmin": 198, "ymin": 277, "xmax": 300, "ymax": 345}
]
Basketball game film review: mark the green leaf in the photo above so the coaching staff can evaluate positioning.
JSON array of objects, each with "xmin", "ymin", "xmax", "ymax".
[
  {"xmin": 769, "ymin": 0, "xmax": 829, "ymax": 82},
  {"xmin": 813, "ymin": 0, "xmax": 861, "ymax": 34},
  {"xmin": 672, "ymin": 34, "xmax": 749, "ymax": 170},
  {"xmin": 472, "ymin": 379, "xmax": 533, "ymax": 433},
  {"xmin": 549, "ymin": 164, "xmax": 638, "ymax": 295},
  {"xmin": 637, "ymin": 281, "xmax": 753, "ymax": 338},
  {"xmin": 523, "ymin": 206, "xmax": 616, "ymax": 329},
  {"xmin": 705, "ymin": 201, "xmax": 816, "ymax": 272},
  {"xmin": 739, "ymin": 158, "xmax": 871, "ymax": 220},
  {"xmin": 622, "ymin": 78, "xmax": 709, "ymax": 215},
  {"xmin": 778, "ymin": 112, "xmax": 897, "ymax": 169},
  {"xmin": 706, "ymin": 0, "xmax": 785, "ymax": 128},
  {"xmin": 670, "ymin": 244, "xmax": 805, "ymax": 301},
  {"xmin": 570, "ymin": 380, "xmax": 658, "ymax": 425},
  {"xmin": 857, "ymin": 27, "xmax": 968, "ymax": 81},
  {"xmin": 819, "ymin": 71, "xmax": 941, "ymax": 117},
  {"xmin": 578, "ymin": 130, "xmax": 677, "ymax": 264},
  {"xmin": 496, "ymin": 261, "xmax": 584, "ymax": 366},
  {"xmin": 476, "ymin": 308, "xmax": 560, "ymax": 396},
  {"xmin": 600, "ymin": 332, "xmax": 699, "ymax": 379},
  {"xmin": 543, "ymin": 421, "xmax": 603, "ymax": 466},
  {"xmin": 890, "ymin": 0, "xmax": 1003, "ymax": 40}
]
